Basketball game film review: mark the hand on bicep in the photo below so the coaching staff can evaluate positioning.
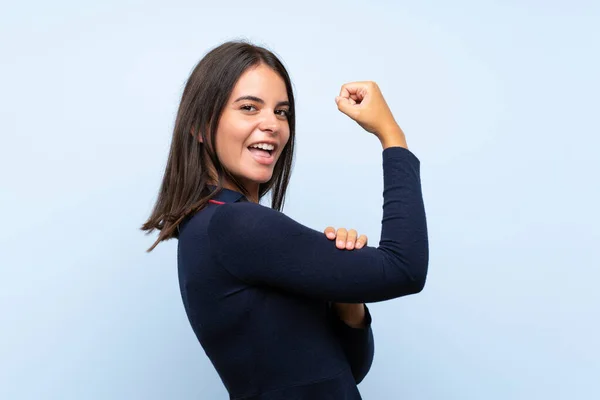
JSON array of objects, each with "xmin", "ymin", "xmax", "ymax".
[{"xmin": 324, "ymin": 226, "xmax": 368, "ymax": 250}]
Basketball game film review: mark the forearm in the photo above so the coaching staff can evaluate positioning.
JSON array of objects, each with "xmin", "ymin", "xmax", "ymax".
[
  {"xmin": 333, "ymin": 303, "xmax": 367, "ymax": 329},
  {"xmin": 379, "ymin": 124, "xmax": 408, "ymax": 150}
]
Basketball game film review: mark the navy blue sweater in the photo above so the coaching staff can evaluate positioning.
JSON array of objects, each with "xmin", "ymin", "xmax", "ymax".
[{"xmin": 177, "ymin": 146, "xmax": 428, "ymax": 399}]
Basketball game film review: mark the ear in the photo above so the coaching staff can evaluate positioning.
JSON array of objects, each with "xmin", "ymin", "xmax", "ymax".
[{"xmin": 190, "ymin": 128, "xmax": 204, "ymax": 143}]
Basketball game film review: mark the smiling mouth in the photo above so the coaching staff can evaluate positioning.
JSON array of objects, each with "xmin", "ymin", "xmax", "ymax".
[
  {"xmin": 247, "ymin": 147, "xmax": 274, "ymax": 157},
  {"xmin": 247, "ymin": 146, "xmax": 276, "ymax": 166}
]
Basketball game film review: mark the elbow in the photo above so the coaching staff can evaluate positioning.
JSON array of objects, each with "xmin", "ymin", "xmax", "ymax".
[
  {"xmin": 390, "ymin": 258, "xmax": 428, "ymax": 296},
  {"xmin": 381, "ymin": 245, "xmax": 429, "ymax": 297},
  {"xmin": 407, "ymin": 256, "xmax": 429, "ymax": 294},
  {"xmin": 411, "ymin": 273, "xmax": 427, "ymax": 294},
  {"xmin": 353, "ymin": 333, "xmax": 374, "ymax": 385},
  {"xmin": 412, "ymin": 243, "xmax": 429, "ymax": 292}
]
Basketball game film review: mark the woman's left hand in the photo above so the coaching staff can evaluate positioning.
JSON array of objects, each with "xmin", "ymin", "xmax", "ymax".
[
  {"xmin": 324, "ymin": 226, "xmax": 368, "ymax": 250},
  {"xmin": 324, "ymin": 226, "xmax": 368, "ymax": 328}
]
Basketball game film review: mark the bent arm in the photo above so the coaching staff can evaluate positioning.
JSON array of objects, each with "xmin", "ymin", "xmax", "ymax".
[{"xmin": 207, "ymin": 146, "xmax": 428, "ymax": 303}]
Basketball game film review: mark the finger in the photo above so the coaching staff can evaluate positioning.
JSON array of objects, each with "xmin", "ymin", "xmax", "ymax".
[
  {"xmin": 336, "ymin": 228, "xmax": 348, "ymax": 249},
  {"xmin": 339, "ymin": 82, "xmax": 370, "ymax": 102},
  {"xmin": 339, "ymin": 82, "xmax": 367, "ymax": 98},
  {"xmin": 346, "ymin": 229, "xmax": 358, "ymax": 250},
  {"xmin": 324, "ymin": 226, "xmax": 336, "ymax": 240},
  {"xmin": 336, "ymin": 83, "xmax": 372, "ymax": 117},
  {"xmin": 335, "ymin": 96, "xmax": 359, "ymax": 118},
  {"xmin": 355, "ymin": 234, "xmax": 368, "ymax": 249},
  {"xmin": 337, "ymin": 89, "xmax": 362, "ymax": 105}
]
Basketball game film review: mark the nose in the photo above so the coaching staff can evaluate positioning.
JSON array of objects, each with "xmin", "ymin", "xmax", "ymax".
[{"xmin": 258, "ymin": 112, "xmax": 281, "ymax": 134}]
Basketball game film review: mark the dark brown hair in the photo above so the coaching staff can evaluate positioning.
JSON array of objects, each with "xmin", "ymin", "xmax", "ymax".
[{"xmin": 141, "ymin": 40, "xmax": 296, "ymax": 252}]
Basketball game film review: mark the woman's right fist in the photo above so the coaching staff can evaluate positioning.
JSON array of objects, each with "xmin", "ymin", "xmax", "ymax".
[{"xmin": 335, "ymin": 81, "xmax": 402, "ymax": 141}]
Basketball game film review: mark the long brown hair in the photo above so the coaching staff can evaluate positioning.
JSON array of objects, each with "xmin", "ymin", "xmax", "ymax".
[{"xmin": 141, "ymin": 40, "xmax": 296, "ymax": 252}]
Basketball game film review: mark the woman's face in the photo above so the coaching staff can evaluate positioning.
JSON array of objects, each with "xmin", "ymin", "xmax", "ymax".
[{"xmin": 212, "ymin": 63, "xmax": 291, "ymax": 195}]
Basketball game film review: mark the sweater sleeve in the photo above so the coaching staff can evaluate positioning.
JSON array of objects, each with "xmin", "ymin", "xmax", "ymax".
[
  {"xmin": 207, "ymin": 146, "xmax": 429, "ymax": 303},
  {"xmin": 328, "ymin": 303, "xmax": 374, "ymax": 384}
]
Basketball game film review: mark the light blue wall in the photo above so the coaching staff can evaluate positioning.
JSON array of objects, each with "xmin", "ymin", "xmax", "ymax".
[{"xmin": 1, "ymin": 1, "xmax": 598, "ymax": 398}]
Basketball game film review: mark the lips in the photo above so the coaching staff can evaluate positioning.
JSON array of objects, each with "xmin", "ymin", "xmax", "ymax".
[
  {"xmin": 247, "ymin": 147, "xmax": 275, "ymax": 165},
  {"xmin": 247, "ymin": 140, "xmax": 278, "ymax": 153}
]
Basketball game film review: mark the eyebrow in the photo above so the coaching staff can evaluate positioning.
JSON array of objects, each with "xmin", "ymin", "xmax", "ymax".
[{"xmin": 233, "ymin": 95, "xmax": 290, "ymax": 108}]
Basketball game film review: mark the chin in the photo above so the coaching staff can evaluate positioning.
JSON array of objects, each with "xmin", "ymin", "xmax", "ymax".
[
  {"xmin": 252, "ymin": 173, "xmax": 274, "ymax": 184},
  {"xmin": 238, "ymin": 170, "xmax": 273, "ymax": 187}
]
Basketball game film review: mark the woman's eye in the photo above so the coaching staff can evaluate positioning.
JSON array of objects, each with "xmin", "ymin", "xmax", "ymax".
[
  {"xmin": 241, "ymin": 104, "xmax": 289, "ymax": 118},
  {"xmin": 240, "ymin": 104, "xmax": 257, "ymax": 112}
]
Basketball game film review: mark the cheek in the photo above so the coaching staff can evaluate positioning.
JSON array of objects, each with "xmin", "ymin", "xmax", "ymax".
[
  {"xmin": 281, "ymin": 129, "xmax": 291, "ymax": 149},
  {"xmin": 222, "ymin": 118, "xmax": 253, "ymax": 145},
  {"xmin": 215, "ymin": 121, "xmax": 252, "ymax": 166},
  {"xmin": 214, "ymin": 130, "xmax": 234, "ymax": 168}
]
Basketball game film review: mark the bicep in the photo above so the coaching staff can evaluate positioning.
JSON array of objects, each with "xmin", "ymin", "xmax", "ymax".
[{"xmin": 208, "ymin": 203, "xmax": 423, "ymax": 303}]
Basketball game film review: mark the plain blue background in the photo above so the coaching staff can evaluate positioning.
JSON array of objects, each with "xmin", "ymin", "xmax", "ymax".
[{"xmin": 1, "ymin": 1, "xmax": 599, "ymax": 399}]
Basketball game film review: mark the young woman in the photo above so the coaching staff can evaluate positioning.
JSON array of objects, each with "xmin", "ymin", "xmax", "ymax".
[{"xmin": 142, "ymin": 40, "xmax": 428, "ymax": 399}]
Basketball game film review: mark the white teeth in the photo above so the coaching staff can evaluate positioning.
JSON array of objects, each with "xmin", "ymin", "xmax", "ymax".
[{"xmin": 249, "ymin": 143, "xmax": 275, "ymax": 151}]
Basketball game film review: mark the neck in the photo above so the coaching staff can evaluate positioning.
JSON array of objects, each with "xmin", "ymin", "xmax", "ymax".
[
  {"xmin": 204, "ymin": 161, "xmax": 260, "ymax": 203},
  {"xmin": 236, "ymin": 181, "xmax": 259, "ymax": 204},
  {"xmin": 209, "ymin": 179, "xmax": 260, "ymax": 204}
]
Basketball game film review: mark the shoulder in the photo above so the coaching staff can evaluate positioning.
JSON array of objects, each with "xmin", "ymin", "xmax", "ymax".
[
  {"xmin": 208, "ymin": 202, "xmax": 285, "ymax": 230},
  {"xmin": 209, "ymin": 202, "xmax": 285, "ymax": 234},
  {"xmin": 207, "ymin": 202, "xmax": 301, "ymax": 248},
  {"xmin": 177, "ymin": 202, "xmax": 258, "ymax": 241}
]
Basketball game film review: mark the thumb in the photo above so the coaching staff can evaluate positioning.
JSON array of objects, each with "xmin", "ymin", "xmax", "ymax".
[{"xmin": 335, "ymin": 96, "xmax": 358, "ymax": 119}]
